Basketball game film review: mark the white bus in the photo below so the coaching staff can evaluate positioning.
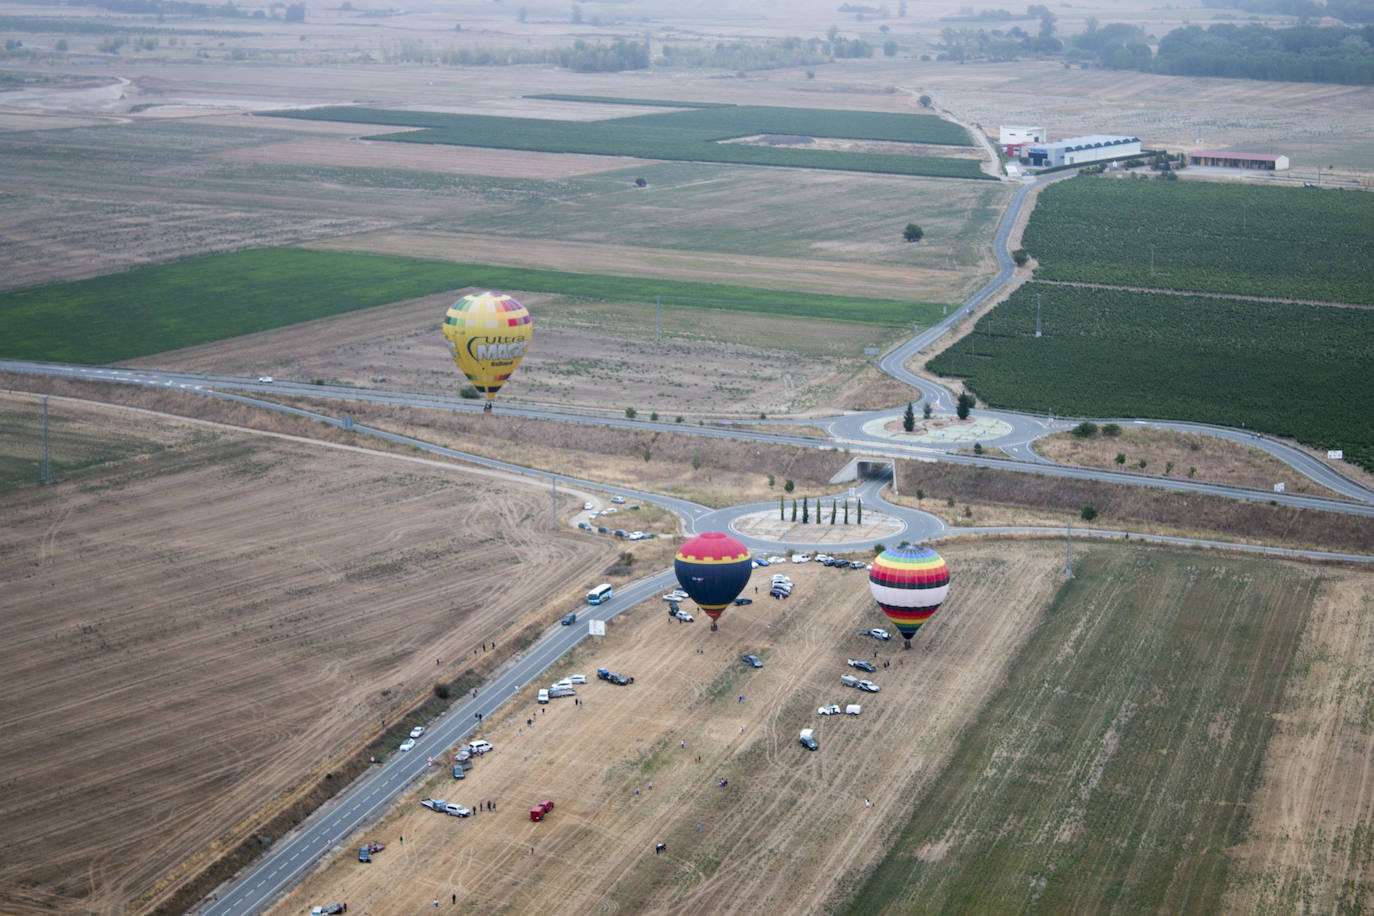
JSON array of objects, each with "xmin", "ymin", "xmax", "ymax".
[{"xmin": 586, "ymin": 583, "xmax": 614, "ymax": 605}]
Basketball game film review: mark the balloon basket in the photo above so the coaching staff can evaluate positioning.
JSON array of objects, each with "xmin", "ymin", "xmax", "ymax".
[{"xmin": 903, "ymin": 638, "xmax": 912, "ymax": 650}]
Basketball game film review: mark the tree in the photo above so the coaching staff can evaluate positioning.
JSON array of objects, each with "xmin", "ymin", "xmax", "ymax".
[
  {"xmin": 956, "ymin": 391, "xmax": 975, "ymax": 420},
  {"xmin": 1102, "ymin": 423, "xmax": 1121, "ymax": 437},
  {"xmin": 1012, "ymin": 248, "xmax": 1029, "ymax": 266},
  {"xmin": 830, "ymin": 500, "xmax": 837, "ymax": 524},
  {"xmin": 802, "ymin": 497, "xmax": 810, "ymax": 524},
  {"xmin": 791, "ymin": 499, "xmax": 797, "ymax": 522},
  {"xmin": 692, "ymin": 450, "xmax": 702, "ymax": 470},
  {"xmin": 903, "ymin": 401, "xmax": 916, "ymax": 432},
  {"xmin": 973, "ymin": 442, "xmax": 984, "ymax": 454},
  {"xmin": 903, "ymin": 223, "xmax": 924, "ymax": 243},
  {"xmin": 650, "ymin": 411, "xmax": 659, "ymax": 421},
  {"xmin": 844, "ymin": 501, "xmax": 849, "ymax": 524},
  {"xmin": 1072, "ymin": 421, "xmax": 1099, "ymax": 437},
  {"xmin": 784, "ymin": 478, "xmax": 794, "ymax": 493},
  {"xmin": 625, "ymin": 407, "xmax": 637, "ymax": 419},
  {"xmin": 635, "ymin": 177, "xmax": 647, "ymax": 187},
  {"xmin": 1115, "ymin": 452, "xmax": 1126, "ymax": 465},
  {"xmin": 918, "ymin": 93, "xmax": 932, "ymax": 107},
  {"xmin": 1081, "ymin": 505, "xmax": 1098, "ymax": 521},
  {"xmin": 780, "ymin": 497, "xmax": 785, "ymax": 520},
  {"xmin": 856, "ymin": 498, "xmax": 862, "ymax": 524},
  {"xmin": 922, "ymin": 401, "xmax": 933, "ymax": 419}
]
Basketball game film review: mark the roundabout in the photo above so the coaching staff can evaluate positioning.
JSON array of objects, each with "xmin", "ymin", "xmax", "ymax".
[{"xmin": 860, "ymin": 412, "xmax": 1013, "ymax": 444}]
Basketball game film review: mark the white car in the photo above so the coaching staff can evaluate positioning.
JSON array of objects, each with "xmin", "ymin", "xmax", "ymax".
[
  {"xmin": 628, "ymin": 531, "xmax": 647, "ymax": 540},
  {"xmin": 662, "ymin": 589, "xmax": 689, "ymax": 602},
  {"xmin": 552, "ymin": 679, "xmax": 573, "ymax": 691},
  {"xmin": 468, "ymin": 739, "xmax": 493, "ymax": 755},
  {"xmin": 611, "ymin": 496, "xmax": 626, "ymax": 503},
  {"xmin": 864, "ymin": 628, "xmax": 892, "ymax": 641},
  {"xmin": 399, "ymin": 738, "xmax": 417, "ymax": 752},
  {"xmin": 768, "ymin": 556, "xmax": 787, "ymax": 565},
  {"xmin": 600, "ymin": 507, "xmax": 617, "ymax": 516},
  {"xmin": 674, "ymin": 608, "xmax": 694, "ymax": 622},
  {"xmin": 815, "ymin": 553, "xmax": 833, "ymax": 563},
  {"xmin": 583, "ymin": 501, "xmax": 594, "ymax": 510},
  {"xmin": 257, "ymin": 375, "xmax": 274, "ymax": 383},
  {"xmin": 818, "ymin": 704, "xmax": 842, "ymax": 716},
  {"xmin": 791, "ymin": 554, "xmax": 811, "ymax": 563},
  {"xmin": 409, "ymin": 726, "xmax": 425, "ymax": 739},
  {"xmin": 857, "ymin": 680, "xmax": 881, "ymax": 693},
  {"xmin": 445, "ymin": 803, "xmax": 471, "ymax": 817},
  {"xmin": 569, "ymin": 674, "xmax": 586, "ymax": 684}
]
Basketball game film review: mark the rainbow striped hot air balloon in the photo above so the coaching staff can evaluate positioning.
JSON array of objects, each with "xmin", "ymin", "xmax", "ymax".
[
  {"xmin": 441, "ymin": 292, "xmax": 532, "ymax": 405},
  {"xmin": 674, "ymin": 532, "xmax": 752, "ymax": 632},
  {"xmin": 868, "ymin": 545, "xmax": 950, "ymax": 649}
]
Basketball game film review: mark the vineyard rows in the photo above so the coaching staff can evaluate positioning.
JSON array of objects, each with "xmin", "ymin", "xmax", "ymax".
[
  {"xmin": 928, "ymin": 283, "xmax": 1374, "ymax": 472},
  {"xmin": 1022, "ymin": 177, "xmax": 1374, "ymax": 304}
]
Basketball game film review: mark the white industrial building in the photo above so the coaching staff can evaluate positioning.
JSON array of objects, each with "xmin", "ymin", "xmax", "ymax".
[{"xmin": 1025, "ymin": 134, "xmax": 1142, "ymax": 169}]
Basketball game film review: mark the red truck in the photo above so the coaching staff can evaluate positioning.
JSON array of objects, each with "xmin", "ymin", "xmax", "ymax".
[{"xmin": 529, "ymin": 800, "xmax": 555, "ymax": 822}]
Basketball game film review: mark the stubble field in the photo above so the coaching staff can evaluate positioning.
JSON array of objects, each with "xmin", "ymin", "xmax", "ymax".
[{"xmin": 0, "ymin": 393, "xmax": 616, "ymax": 914}]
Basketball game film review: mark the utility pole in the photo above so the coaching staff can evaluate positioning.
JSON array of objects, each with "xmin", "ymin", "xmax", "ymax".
[
  {"xmin": 40, "ymin": 396, "xmax": 52, "ymax": 486},
  {"xmin": 1035, "ymin": 292, "xmax": 1042, "ymax": 338},
  {"xmin": 1065, "ymin": 521, "xmax": 1073, "ymax": 580}
]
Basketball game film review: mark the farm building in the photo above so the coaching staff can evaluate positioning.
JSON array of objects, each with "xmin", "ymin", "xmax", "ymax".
[
  {"xmin": 999, "ymin": 125, "xmax": 1044, "ymax": 157},
  {"xmin": 1025, "ymin": 135, "xmax": 1142, "ymax": 169},
  {"xmin": 1189, "ymin": 150, "xmax": 1290, "ymax": 171}
]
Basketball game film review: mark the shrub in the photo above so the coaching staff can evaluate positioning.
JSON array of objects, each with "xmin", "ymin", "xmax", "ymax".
[
  {"xmin": 625, "ymin": 407, "xmax": 637, "ymax": 419},
  {"xmin": 1101, "ymin": 423, "xmax": 1121, "ymax": 437},
  {"xmin": 1081, "ymin": 505, "xmax": 1098, "ymax": 521},
  {"xmin": 1012, "ymin": 248, "xmax": 1029, "ymax": 267},
  {"xmin": 1072, "ymin": 421, "xmax": 1099, "ymax": 437},
  {"xmin": 434, "ymin": 683, "xmax": 451, "ymax": 699}
]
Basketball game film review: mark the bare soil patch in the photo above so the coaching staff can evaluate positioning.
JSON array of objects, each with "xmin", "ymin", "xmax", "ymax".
[
  {"xmin": 121, "ymin": 291, "xmax": 917, "ymax": 418},
  {"xmin": 212, "ymin": 132, "xmax": 648, "ymax": 179},
  {"xmin": 270, "ymin": 541, "xmax": 1067, "ymax": 915},
  {"xmin": 1035, "ymin": 427, "xmax": 1343, "ymax": 499},
  {"xmin": 0, "ymin": 392, "xmax": 614, "ymax": 915}
]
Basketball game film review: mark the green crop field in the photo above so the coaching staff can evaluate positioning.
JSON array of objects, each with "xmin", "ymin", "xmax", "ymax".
[
  {"xmin": 0, "ymin": 248, "xmax": 945, "ymax": 364},
  {"xmin": 1022, "ymin": 177, "xmax": 1374, "ymax": 304},
  {"xmin": 927, "ymin": 283, "xmax": 1374, "ymax": 472},
  {"xmin": 851, "ymin": 545, "xmax": 1318, "ymax": 914},
  {"xmin": 263, "ymin": 104, "xmax": 989, "ymax": 180}
]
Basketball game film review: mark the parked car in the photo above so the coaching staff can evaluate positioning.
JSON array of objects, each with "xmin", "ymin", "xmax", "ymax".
[
  {"xmin": 454, "ymin": 748, "xmax": 472, "ymax": 762},
  {"xmin": 850, "ymin": 560, "xmax": 868, "ymax": 569},
  {"xmin": 611, "ymin": 496, "xmax": 626, "ymax": 503},
  {"xmin": 577, "ymin": 522, "xmax": 592, "ymax": 531},
  {"xmin": 445, "ymin": 803, "xmax": 471, "ymax": 817},
  {"xmin": 818, "ymin": 704, "xmax": 842, "ymax": 716},
  {"xmin": 845, "ymin": 704, "xmax": 862, "ymax": 715},
  {"xmin": 767, "ymin": 555, "xmax": 787, "ymax": 565},
  {"xmin": 537, "ymin": 688, "xmax": 549, "ymax": 704},
  {"xmin": 848, "ymin": 659, "xmax": 876, "ymax": 672},
  {"xmin": 583, "ymin": 501, "xmax": 595, "ymax": 510},
  {"xmin": 663, "ymin": 589, "xmax": 689, "ymax": 602},
  {"xmin": 596, "ymin": 526, "xmax": 610, "ymax": 534},
  {"xmin": 601, "ymin": 507, "xmax": 617, "ymax": 515},
  {"xmin": 257, "ymin": 375, "xmax": 274, "ymax": 383},
  {"xmin": 769, "ymin": 586, "xmax": 791, "ymax": 599},
  {"xmin": 741, "ymin": 654, "xmax": 763, "ymax": 668},
  {"xmin": 530, "ymin": 799, "xmax": 555, "ymax": 821},
  {"xmin": 409, "ymin": 726, "xmax": 425, "ymax": 739},
  {"xmin": 791, "ymin": 553, "xmax": 811, "ymax": 563},
  {"xmin": 628, "ymin": 531, "xmax": 647, "ymax": 540},
  {"xmin": 561, "ymin": 612, "xmax": 577, "ymax": 626},
  {"xmin": 452, "ymin": 765, "xmax": 466, "ymax": 779},
  {"xmin": 673, "ymin": 608, "xmax": 694, "ymax": 622},
  {"xmin": 799, "ymin": 728, "xmax": 818, "ymax": 751},
  {"xmin": 311, "ymin": 905, "xmax": 347, "ymax": 915},
  {"xmin": 358, "ymin": 846, "xmax": 372, "ymax": 862},
  {"xmin": 398, "ymin": 738, "xmax": 416, "ymax": 752},
  {"xmin": 468, "ymin": 739, "xmax": 493, "ymax": 754},
  {"xmin": 734, "ymin": 597, "xmax": 753, "ymax": 605},
  {"xmin": 863, "ymin": 628, "xmax": 892, "ymax": 641},
  {"xmin": 569, "ymin": 674, "xmax": 586, "ymax": 684},
  {"xmin": 841, "ymin": 674, "xmax": 861, "ymax": 689},
  {"xmin": 858, "ymin": 680, "xmax": 881, "ymax": 693},
  {"xmin": 751, "ymin": 557, "xmax": 769, "ymax": 567}
]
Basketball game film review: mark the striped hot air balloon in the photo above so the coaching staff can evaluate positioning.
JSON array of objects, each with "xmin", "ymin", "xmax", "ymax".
[
  {"xmin": 868, "ymin": 545, "xmax": 950, "ymax": 648},
  {"xmin": 674, "ymin": 532, "xmax": 752, "ymax": 631},
  {"xmin": 441, "ymin": 292, "xmax": 532, "ymax": 406}
]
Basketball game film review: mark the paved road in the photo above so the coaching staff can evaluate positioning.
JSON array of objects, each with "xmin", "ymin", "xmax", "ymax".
[{"xmin": 198, "ymin": 568, "xmax": 676, "ymax": 916}]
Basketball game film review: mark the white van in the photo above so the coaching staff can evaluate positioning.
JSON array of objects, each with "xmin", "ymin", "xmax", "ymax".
[
  {"xmin": 845, "ymin": 704, "xmax": 862, "ymax": 715},
  {"xmin": 537, "ymin": 688, "xmax": 549, "ymax": 704},
  {"xmin": 468, "ymin": 739, "xmax": 493, "ymax": 755}
]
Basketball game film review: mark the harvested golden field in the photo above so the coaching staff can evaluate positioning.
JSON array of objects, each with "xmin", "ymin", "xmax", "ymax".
[
  {"xmin": 271, "ymin": 541, "xmax": 1068, "ymax": 915},
  {"xmin": 0, "ymin": 393, "xmax": 615, "ymax": 914}
]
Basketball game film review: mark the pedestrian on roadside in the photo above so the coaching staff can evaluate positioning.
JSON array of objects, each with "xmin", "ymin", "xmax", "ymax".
[{"xmin": 453, "ymin": 893, "xmax": 457, "ymax": 904}]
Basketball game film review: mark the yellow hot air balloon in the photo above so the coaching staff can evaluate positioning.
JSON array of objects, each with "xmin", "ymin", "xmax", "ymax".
[{"xmin": 441, "ymin": 292, "xmax": 533, "ymax": 404}]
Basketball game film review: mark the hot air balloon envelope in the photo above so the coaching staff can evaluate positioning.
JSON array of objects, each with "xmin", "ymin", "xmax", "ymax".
[
  {"xmin": 868, "ymin": 545, "xmax": 950, "ymax": 647},
  {"xmin": 442, "ymin": 292, "xmax": 532, "ymax": 402},
  {"xmin": 674, "ymin": 532, "xmax": 751, "ymax": 629}
]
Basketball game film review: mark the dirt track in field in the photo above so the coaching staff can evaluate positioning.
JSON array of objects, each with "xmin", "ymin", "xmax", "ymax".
[
  {"xmin": 0, "ymin": 394, "xmax": 616, "ymax": 914},
  {"xmin": 270, "ymin": 541, "xmax": 1066, "ymax": 915}
]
